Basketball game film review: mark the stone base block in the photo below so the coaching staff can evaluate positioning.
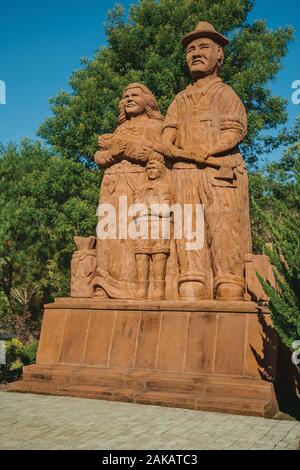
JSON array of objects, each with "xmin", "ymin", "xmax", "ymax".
[{"xmin": 8, "ymin": 298, "xmax": 280, "ymax": 418}]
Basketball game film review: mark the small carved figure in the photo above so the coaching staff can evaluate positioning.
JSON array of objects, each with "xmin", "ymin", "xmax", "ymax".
[
  {"xmin": 134, "ymin": 158, "xmax": 172, "ymax": 300},
  {"xmin": 70, "ymin": 236, "xmax": 97, "ymax": 297}
]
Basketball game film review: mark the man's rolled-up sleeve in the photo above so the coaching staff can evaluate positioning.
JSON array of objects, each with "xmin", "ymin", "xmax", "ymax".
[
  {"xmin": 219, "ymin": 87, "xmax": 247, "ymax": 144},
  {"xmin": 163, "ymin": 98, "xmax": 179, "ymax": 131}
]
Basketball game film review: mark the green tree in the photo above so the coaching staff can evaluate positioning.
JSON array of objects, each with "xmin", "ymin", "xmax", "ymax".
[
  {"xmin": 38, "ymin": 0, "xmax": 293, "ymax": 166},
  {"xmin": 249, "ymin": 118, "xmax": 300, "ymax": 252},
  {"xmin": 257, "ymin": 206, "xmax": 300, "ymax": 350},
  {"xmin": 253, "ymin": 132, "xmax": 300, "ymax": 349},
  {"xmin": 0, "ymin": 338, "xmax": 38, "ymax": 383},
  {"xmin": 0, "ymin": 140, "xmax": 100, "ymax": 339}
]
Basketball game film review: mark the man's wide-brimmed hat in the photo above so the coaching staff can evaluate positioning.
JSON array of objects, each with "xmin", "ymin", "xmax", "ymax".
[{"xmin": 182, "ymin": 21, "xmax": 229, "ymax": 48}]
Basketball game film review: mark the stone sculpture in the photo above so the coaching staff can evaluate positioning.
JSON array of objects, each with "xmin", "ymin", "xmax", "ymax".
[
  {"xmin": 162, "ymin": 21, "xmax": 252, "ymax": 301},
  {"xmin": 93, "ymin": 83, "xmax": 164, "ymax": 299},
  {"xmin": 70, "ymin": 23, "xmax": 253, "ymax": 302},
  {"xmin": 70, "ymin": 236, "xmax": 97, "ymax": 297},
  {"xmin": 11, "ymin": 22, "xmax": 288, "ymax": 420},
  {"xmin": 133, "ymin": 157, "xmax": 172, "ymax": 300}
]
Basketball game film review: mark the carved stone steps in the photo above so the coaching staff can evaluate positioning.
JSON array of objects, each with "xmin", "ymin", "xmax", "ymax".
[
  {"xmin": 135, "ymin": 390, "xmax": 275, "ymax": 417},
  {"xmin": 23, "ymin": 365, "xmax": 274, "ymax": 401},
  {"xmin": 8, "ymin": 379, "xmax": 276, "ymax": 417}
]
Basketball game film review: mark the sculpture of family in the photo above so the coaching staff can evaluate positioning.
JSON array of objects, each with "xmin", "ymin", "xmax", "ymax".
[{"xmin": 71, "ymin": 22, "xmax": 252, "ymax": 302}]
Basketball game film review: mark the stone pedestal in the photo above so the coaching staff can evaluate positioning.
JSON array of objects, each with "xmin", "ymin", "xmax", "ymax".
[{"xmin": 8, "ymin": 298, "xmax": 280, "ymax": 417}]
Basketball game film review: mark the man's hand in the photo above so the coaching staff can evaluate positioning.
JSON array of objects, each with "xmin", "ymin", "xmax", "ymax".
[
  {"xmin": 162, "ymin": 141, "xmax": 176, "ymax": 158},
  {"xmin": 163, "ymin": 142, "xmax": 209, "ymax": 163},
  {"xmin": 193, "ymin": 145, "xmax": 209, "ymax": 163}
]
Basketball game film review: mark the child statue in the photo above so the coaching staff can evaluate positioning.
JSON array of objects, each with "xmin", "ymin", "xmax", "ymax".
[{"xmin": 133, "ymin": 157, "xmax": 172, "ymax": 300}]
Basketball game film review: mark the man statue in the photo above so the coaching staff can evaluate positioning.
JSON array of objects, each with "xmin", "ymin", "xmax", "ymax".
[{"xmin": 162, "ymin": 22, "xmax": 252, "ymax": 301}]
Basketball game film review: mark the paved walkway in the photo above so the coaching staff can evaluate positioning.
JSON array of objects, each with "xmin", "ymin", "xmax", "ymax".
[{"xmin": 0, "ymin": 391, "xmax": 299, "ymax": 450}]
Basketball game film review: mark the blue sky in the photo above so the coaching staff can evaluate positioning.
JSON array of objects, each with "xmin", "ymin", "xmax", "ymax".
[{"xmin": 0, "ymin": 0, "xmax": 299, "ymax": 155}]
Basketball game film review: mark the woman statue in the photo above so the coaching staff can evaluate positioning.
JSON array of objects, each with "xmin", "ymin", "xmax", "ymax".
[{"xmin": 93, "ymin": 83, "xmax": 164, "ymax": 299}]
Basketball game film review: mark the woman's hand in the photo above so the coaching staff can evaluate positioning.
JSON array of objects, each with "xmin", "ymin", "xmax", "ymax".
[
  {"xmin": 124, "ymin": 141, "xmax": 152, "ymax": 162},
  {"xmin": 136, "ymin": 144, "xmax": 153, "ymax": 162},
  {"xmin": 94, "ymin": 150, "xmax": 114, "ymax": 167},
  {"xmin": 110, "ymin": 140, "xmax": 127, "ymax": 158}
]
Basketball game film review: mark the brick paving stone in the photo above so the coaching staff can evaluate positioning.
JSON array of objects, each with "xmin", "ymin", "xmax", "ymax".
[{"xmin": 0, "ymin": 391, "xmax": 299, "ymax": 450}]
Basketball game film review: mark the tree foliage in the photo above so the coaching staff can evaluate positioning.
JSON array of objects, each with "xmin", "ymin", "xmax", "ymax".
[
  {"xmin": 0, "ymin": 338, "xmax": 38, "ymax": 383},
  {"xmin": 257, "ymin": 206, "xmax": 300, "ymax": 350},
  {"xmin": 253, "ymin": 129, "xmax": 300, "ymax": 348},
  {"xmin": 0, "ymin": 140, "xmax": 100, "ymax": 339},
  {"xmin": 249, "ymin": 118, "xmax": 300, "ymax": 252},
  {"xmin": 38, "ymin": 0, "xmax": 293, "ymax": 166}
]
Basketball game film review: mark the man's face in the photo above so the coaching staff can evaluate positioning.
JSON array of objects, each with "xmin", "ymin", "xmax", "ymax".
[
  {"xmin": 147, "ymin": 161, "xmax": 161, "ymax": 180},
  {"xmin": 186, "ymin": 37, "xmax": 221, "ymax": 78},
  {"xmin": 123, "ymin": 87, "xmax": 145, "ymax": 117}
]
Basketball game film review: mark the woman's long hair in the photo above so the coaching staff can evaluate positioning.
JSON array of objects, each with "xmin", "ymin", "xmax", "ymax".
[{"xmin": 118, "ymin": 83, "xmax": 163, "ymax": 124}]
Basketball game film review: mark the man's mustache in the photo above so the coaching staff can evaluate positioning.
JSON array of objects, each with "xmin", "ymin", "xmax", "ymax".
[{"xmin": 191, "ymin": 58, "xmax": 206, "ymax": 65}]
